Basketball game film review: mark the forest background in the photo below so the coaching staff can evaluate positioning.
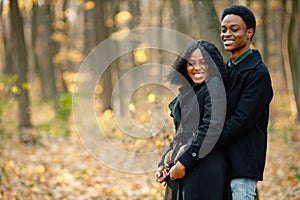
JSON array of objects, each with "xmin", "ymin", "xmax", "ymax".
[{"xmin": 0, "ymin": 0, "xmax": 300, "ymax": 199}]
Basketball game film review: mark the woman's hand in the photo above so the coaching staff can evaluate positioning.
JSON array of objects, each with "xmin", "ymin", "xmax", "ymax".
[
  {"xmin": 155, "ymin": 165, "xmax": 169, "ymax": 183},
  {"xmin": 169, "ymin": 160, "xmax": 186, "ymax": 180}
]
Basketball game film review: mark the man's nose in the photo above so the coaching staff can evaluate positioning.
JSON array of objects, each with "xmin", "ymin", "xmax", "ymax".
[{"xmin": 223, "ymin": 30, "xmax": 231, "ymax": 36}]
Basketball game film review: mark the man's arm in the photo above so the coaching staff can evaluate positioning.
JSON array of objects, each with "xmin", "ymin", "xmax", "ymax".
[{"xmin": 215, "ymin": 71, "xmax": 273, "ymax": 148}]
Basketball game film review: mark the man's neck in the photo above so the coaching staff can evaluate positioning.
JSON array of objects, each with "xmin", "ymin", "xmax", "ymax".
[{"xmin": 231, "ymin": 46, "xmax": 251, "ymax": 61}]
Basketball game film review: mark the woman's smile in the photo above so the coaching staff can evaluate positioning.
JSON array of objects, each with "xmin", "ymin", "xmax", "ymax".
[{"xmin": 187, "ymin": 49, "xmax": 208, "ymax": 84}]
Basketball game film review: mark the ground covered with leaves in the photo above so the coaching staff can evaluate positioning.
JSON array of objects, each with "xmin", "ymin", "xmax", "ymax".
[
  {"xmin": 0, "ymin": 135, "xmax": 166, "ymax": 200},
  {"xmin": 0, "ymin": 101, "xmax": 300, "ymax": 199}
]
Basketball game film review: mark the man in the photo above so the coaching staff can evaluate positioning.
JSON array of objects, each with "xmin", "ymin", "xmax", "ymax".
[{"xmin": 217, "ymin": 5, "xmax": 273, "ymax": 200}]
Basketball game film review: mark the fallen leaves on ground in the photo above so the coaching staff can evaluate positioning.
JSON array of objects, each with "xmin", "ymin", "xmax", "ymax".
[
  {"xmin": 0, "ymin": 135, "xmax": 165, "ymax": 200},
  {"xmin": 257, "ymin": 123, "xmax": 300, "ymax": 200},
  {"xmin": 0, "ymin": 123, "xmax": 300, "ymax": 199}
]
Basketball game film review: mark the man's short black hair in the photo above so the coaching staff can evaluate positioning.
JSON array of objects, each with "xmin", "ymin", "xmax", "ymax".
[{"xmin": 221, "ymin": 5, "xmax": 256, "ymax": 40}]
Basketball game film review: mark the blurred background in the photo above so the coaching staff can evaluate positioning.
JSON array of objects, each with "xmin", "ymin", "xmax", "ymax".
[{"xmin": 0, "ymin": 0, "xmax": 300, "ymax": 199}]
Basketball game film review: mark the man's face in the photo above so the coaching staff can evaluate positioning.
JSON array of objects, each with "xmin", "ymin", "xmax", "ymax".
[{"xmin": 220, "ymin": 14, "xmax": 253, "ymax": 59}]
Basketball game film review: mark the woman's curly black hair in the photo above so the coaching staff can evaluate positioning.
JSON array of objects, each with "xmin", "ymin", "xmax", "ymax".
[{"xmin": 167, "ymin": 40, "xmax": 228, "ymax": 87}]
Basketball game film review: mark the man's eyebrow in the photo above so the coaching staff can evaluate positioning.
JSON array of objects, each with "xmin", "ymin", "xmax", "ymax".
[{"xmin": 225, "ymin": 24, "xmax": 240, "ymax": 27}]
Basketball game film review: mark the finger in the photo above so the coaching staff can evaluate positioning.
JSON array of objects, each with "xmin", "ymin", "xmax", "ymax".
[
  {"xmin": 156, "ymin": 171, "xmax": 162, "ymax": 179},
  {"xmin": 162, "ymin": 170, "xmax": 168, "ymax": 177},
  {"xmin": 157, "ymin": 176, "xmax": 166, "ymax": 183}
]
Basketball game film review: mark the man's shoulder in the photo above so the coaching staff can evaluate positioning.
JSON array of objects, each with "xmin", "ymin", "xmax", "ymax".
[{"xmin": 239, "ymin": 50, "xmax": 269, "ymax": 73}]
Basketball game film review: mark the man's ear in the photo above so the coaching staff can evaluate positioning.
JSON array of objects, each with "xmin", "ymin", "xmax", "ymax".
[{"xmin": 247, "ymin": 28, "xmax": 254, "ymax": 39}]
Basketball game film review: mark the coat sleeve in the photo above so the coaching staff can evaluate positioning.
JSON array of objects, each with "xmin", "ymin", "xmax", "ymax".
[
  {"xmin": 158, "ymin": 139, "xmax": 174, "ymax": 167},
  {"xmin": 158, "ymin": 98, "xmax": 179, "ymax": 167},
  {"xmin": 215, "ymin": 71, "xmax": 273, "ymax": 148},
  {"xmin": 178, "ymin": 77, "xmax": 227, "ymax": 170}
]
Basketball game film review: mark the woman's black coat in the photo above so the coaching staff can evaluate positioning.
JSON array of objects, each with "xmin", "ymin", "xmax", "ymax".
[{"xmin": 159, "ymin": 77, "xmax": 229, "ymax": 200}]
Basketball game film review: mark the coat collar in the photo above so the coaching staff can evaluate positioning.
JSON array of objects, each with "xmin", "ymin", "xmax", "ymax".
[
  {"xmin": 227, "ymin": 50, "xmax": 263, "ymax": 93},
  {"xmin": 233, "ymin": 50, "xmax": 262, "ymax": 73}
]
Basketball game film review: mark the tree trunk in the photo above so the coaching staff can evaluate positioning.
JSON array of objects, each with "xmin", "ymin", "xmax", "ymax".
[
  {"xmin": 31, "ymin": 1, "xmax": 40, "ymax": 89},
  {"xmin": 84, "ymin": 0, "xmax": 96, "ymax": 54},
  {"xmin": 36, "ymin": 1, "xmax": 58, "ymax": 99},
  {"xmin": 260, "ymin": 0, "xmax": 269, "ymax": 63},
  {"xmin": 171, "ymin": 0, "xmax": 190, "ymax": 35},
  {"xmin": 192, "ymin": 0, "xmax": 228, "ymax": 58},
  {"xmin": 287, "ymin": 0, "xmax": 300, "ymax": 121},
  {"xmin": 282, "ymin": 0, "xmax": 299, "ymax": 121},
  {"xmin": 9, "ymin": 0, "xmax": 34, "ymax": 143},
  {"xmin": 1, "ymin": 1, "xmax": 13, "ymax": 74},
  {"xmin": 95, "ymin": 0, "xmax": 113, "ymax": 112},
  {"xmin": 57, "ymin": 0, "xmax": 69, "ymax": 93},
  {"xmin": 45, "ymin": 1, "xmax": 57, "ymax": 97}
]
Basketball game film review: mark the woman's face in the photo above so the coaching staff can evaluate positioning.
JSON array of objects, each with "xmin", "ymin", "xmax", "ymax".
[{"xmin": 186, "ymin": 48, "xmax": 208, "ymax": 84}]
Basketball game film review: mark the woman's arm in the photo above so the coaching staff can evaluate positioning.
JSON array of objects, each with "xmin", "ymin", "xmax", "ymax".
[{"xmin": 177, "ymin": 77, "xmax": 226, "ymax": 170}]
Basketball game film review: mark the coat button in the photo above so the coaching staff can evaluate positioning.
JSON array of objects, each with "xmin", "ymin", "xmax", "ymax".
[{"xmin": 192, "ymin": 152, "xmax": 197, "ymax": 157}]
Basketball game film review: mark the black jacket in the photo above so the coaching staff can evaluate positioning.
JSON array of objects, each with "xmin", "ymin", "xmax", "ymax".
[
  {"xmin": 216, "ymin": 50, "xmax": 273, "ymax": 181},
  {"xmin": 159, "ymin": 77, "xmax": 228, "ymax": 199}
]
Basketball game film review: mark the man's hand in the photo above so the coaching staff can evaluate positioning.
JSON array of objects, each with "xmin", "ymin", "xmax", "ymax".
[
  {"xmin": 169, "ymin": 160, "xmax": 186, "ymax": 180},
  {"xmin": 155, "ymin": 165, "xmax": 169, "ymax": 183}
]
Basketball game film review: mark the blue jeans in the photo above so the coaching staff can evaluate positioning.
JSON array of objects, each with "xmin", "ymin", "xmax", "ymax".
[{"xmin": 231, "ymin": 178, "xmax": 257, "ymax": 200}]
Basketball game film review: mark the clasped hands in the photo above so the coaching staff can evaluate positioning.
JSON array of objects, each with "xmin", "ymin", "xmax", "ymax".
[{"xmin": 155, "ymin": 160, "xmax": 186, "ymax": 183}]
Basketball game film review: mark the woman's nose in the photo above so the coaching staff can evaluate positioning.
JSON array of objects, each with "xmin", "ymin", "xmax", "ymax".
[{"xmin": 194, "ymin": 64, "xmax": 203, "ymax": 70}]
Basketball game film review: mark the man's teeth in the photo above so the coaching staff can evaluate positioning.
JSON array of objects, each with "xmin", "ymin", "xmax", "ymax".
[{"xmin": 224, "ymin": 40, "xmax": 234, "ymax": 44}]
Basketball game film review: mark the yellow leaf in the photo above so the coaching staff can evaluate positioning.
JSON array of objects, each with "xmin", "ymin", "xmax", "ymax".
[
  {"xmin": 148, "ymin": 93, "xmax": 156, "ymax": 103},
  {"xmin": 134, "ymin": 48, "xmax": 147, "ymax": 64},
  {"xmin": 5, "ymin": 160, "xmax": 15, "ymax": 168},
  {"xmin": 36, "ymin": 165, "xmax": 46, "ymax": 174},
  {"xmin": 140, "ymin": 113, "xmax": 149, "ymax": 122},
  {"xmin": 39, "ymin": 176, "xmax": 46, "ymax": 183},
  {"xmin": 56, "ymin": 175, "xmax": 63, "ymax": 183},
  {"xmin": 155, "ymin": 139, "xmax": 163, "ymax": 147},
  {"xmin": 51, "ymin": 32, "xmax": 67, "ymax": 43},
  {"xmin": 22, "ymin": 82, "xmax": 30, "ymax": 90},
  {"xmin": 53, "ymin": 20, "xmax": 65, "ymax": 30},
  {"xmin": 106, "ymin": 18, "xmax": 114, "ymax": 27},
  {"xmin": 112, "ymin": 185, "xmax": 119, "ymax": 192},
  {"xmin": 129, "ymin": 103, "xmax": 136, "ymax": 112},
  {"xmin": 115, "ymin": 11, "xmax": 132, "ymax": 26},
  {"xmin": 135, "ymin": 139, "xmax": 145, "ymax": 147},
  {"xmin": 84, "ymin": 1, "xmax": 95, "ymax": 10},
  {"xmin": 67, "ymin": 50, "xmax": 84, "ymax": 63},
  {"xmin": 10, "ymin": 85, "xmax": 20, "ymax": 94},
  {"xmin": 103, "ymin": 109, "xmax": 113, "ymax": 119},
  {"xmin": 111, "ymin": 27, "xmax": 130, "ymax": 41}
]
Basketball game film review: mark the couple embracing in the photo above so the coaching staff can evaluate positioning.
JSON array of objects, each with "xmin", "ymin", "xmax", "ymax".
[{"xmin": 155, "ymin": 5, "xmax": 273, "ymax": 200}]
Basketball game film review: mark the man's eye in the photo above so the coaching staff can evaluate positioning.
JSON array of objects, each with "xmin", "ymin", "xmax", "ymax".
[
  {"xmin": 232, "ymin": 29, "xmax": 238, "ymax": 32},
  {"xmin": 221, "ymin": 29, "xmax": 226, "ymax": 33}
]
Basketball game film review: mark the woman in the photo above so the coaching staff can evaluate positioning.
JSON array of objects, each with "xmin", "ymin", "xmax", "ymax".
[{"xmin": 156, "ymin": 40, "xmax": 229, "ymax": 199}]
